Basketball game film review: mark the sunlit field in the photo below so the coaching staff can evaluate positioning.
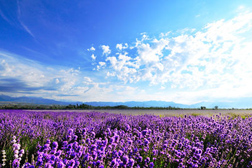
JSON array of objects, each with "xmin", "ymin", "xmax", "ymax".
[{"xmin": 1, "ymin": 110, "xmax": 252, "ymax": 167}]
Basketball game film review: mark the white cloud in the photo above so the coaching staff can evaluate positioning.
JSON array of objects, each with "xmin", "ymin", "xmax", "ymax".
[
  {"xmin": 57, "ymin": 68, "xmax": 81, "ymax": 92},
  {"xmin": 106, "ymin": 71, "xmax": 115, "ymax": 77},
  {"xmin": 106, "ymin": 53, "xmax": 139, "ymax": 83},
  {"xmin": 160, "ymin": 86, "xmax": 165, "ymax": 90},
  {"xmin": 2, "ymin": 10, "xmax": 252, "ymax": 104},
  {"xmin": 20, "ymin": 21, "xmax": 34, "ymax": 38},
  {"xmin": 95, "ymin": 11, "xmax": 252, "ymax": 102},
  {"xmin": 138, "ymin": 37, "xmax": 169, "ymax": 63},
  {"xmin": 91, "ymin": 54, "xmax": 96, "ymax": 60},
  {"xmin": 116, "ymin": 44, "xmax": 122, "ymax": 50},
  {"xmin": 101, "ymin": 45, "xmax": 111, "ymax": 56},
  {"xmin": 55, "ymin": 78, "xmax": 60, "ymax": 84},
  {"xmin": 84, "ymin": 76, "xmax": 92, "ymax": 83},
  {"xmin": 137, "ymin": 43, "xmax": 160, "ymax": 63},
  {"xmin": 96, "ymin": 62, "xmax": 106, "ymax": 71},
  {"xmin": 0, "ymin": 52, "xmax": 50, "ymax": 87},
  {"xmin": 0, "ymin": 51, "xmax": 142, "ymax": 102},
  {"xmin": 87, "ymin": 46, "xmax": 96, "ymax": 51},
  {"xmin": 0, "ymin": 51, "xmax": 92, "ymax": 99},
  {"xmin": 116, "ymin": 43, "xmax": 128, "ymax": 50},
  {"xmin": 99, "ymin": 62, "xmax": 106, "ymax": 66}
]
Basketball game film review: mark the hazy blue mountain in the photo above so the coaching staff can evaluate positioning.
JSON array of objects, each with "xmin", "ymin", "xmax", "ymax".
[
  {"xmin": 0, "ymin": 94, "xmax": 70, "ymax": 105},
  {"xmin": 0, "ymin": 94, "xmax": 252, "ymax": 108},
  {"xmin": 0, "ymin": 95, "xmax": 191, "ymax": 107}
]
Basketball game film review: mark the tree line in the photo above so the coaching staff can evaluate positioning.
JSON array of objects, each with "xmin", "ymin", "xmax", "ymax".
[
  {"xmin": 0, "ymin": 103, "xmax": 245, "ymax": 110},
  {"xmin": 0, "ymin": 103, "xmax": 186, "ymax": 110}
]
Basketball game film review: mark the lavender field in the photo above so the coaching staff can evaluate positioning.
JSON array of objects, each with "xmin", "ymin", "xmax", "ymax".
[{"xmin": 1, "ymin": 110, "xmax": 252, "ymax": 168}]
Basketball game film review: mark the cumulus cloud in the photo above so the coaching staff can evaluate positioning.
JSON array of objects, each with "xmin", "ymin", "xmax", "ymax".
[
  {"xmin": 99, "ymin": 62, "xmax": 106, "ymax": 66},
  {"xmin": 94, "ymin": 11, "xmax": 252, "ymax": 100},
  {"xmin": 116, "ymin": 43, "xmax": 128, "ymax": 50},
  {"xmin": 137, "ymin": 38, "xmax": 169, "ymax": 63},
  {"xmin": 101, "ymin": 45, "xmax": 111, "ymax": 56},
  {"xmin": 87, "ymin": 46, "xmax": 96, "ymax": 51},
  {"xmin": 91, "ymin": 54, "xmax": 96, "ymax": 60},
  {"xmin": 96, "ymin": 62, "xmax": 106, "ymax": 71},
  {"xmin": 106, "ymin": 52, "xmax": 139, "ymax": 83}
]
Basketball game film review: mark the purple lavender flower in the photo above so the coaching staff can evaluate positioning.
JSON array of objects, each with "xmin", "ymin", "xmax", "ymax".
[
  {"xmin": 142, "ymin": 130, "xmax": 148, "ymax": 136},
  {"xmin": 128, "ymin": 158, "xmax": 135, "ymax": 167},
  {"xmin": 144, "ymin": 157, "xmax": 150, "ymax": 166},
  {"xmin": 52, "ymin": 141, "xmax": 58, "ymax": 149},
  {"xmin": 68, "ymin": 129, "xmax": 74, "ymax": 135},
  {"xmin": 73, "ymin": 135, "xmax": 78, "ymax": 141},
  {"xmin": 45, "ymin": 163, "xmax": 53, "ymax": 168},
  {"xmin": 118, "ymin": 150, "xmax": 123, "ymax": 156},
  {"xmin": 96, "ymin": 160, "xmax": 101, "ymax": 166},
  {"xmin": 67, "ymin": 159, "xmax": 75, "ymax": 168},
  {"xmin": 2, "ymin": 111, "xmax": 252, "ymax": 168},
  {"xmin": 12, "ymin": 159, "xmax": 20, "ymax": 168},
  {"xmin": 91, "ymin": 131, "xmax": 96, "ymax": 138},
  {"xmin": 109, "ymin": 137, "xmax": 115, "ymax": 143},
  {"xmin": 36, "ymin": 158, "xmax": 43, "ymax": 166},
  {"xmin": 122, "ymin": 155, "xmax": 129, "ymax": 165},
  {"xmin": 57, "ymin": 160, "xmax": 65, "ymax": 168},
  {"xmin": 46, "ymin": 139, "xmax": 51, "ymax": 144}
]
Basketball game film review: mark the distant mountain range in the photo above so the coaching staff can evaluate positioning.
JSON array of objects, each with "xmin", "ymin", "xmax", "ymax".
[
  {"xmin": 0, "ymin": 94, "xmax": 69, "ymax": 105},
  {"xmin": 0, "ymin": 94, "xmax": 252, "ymax": 109}
]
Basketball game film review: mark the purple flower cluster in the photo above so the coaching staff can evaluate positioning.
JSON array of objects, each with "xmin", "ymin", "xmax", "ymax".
[{"xmin": 0, "ymin": 110, "xmax": 252, "ymax": 167}]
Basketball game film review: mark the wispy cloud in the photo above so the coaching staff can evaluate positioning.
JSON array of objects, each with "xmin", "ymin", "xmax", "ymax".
[
  {"xmin": 0, "ymin": 77, "xmax": 46, "ymax": 93},
  {"xmin": 0, "ymin": 9, "xmax": 13, "ymax": 25},
  {"xmin": 0, "ymin": 50, "xmax": 137, "ymax": 102},
  {"xmin": 16, "ymin": 0, "xmax": 35, "ymax": 38},
  {"xmin": 0, "ymin": 51, "xmax": 81, "ymax": 99},
  {"xmin": 19, "ymin": 21, "xmax": 35, "ymax": 38}
]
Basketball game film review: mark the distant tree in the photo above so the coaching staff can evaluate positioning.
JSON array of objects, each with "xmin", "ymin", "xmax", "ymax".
[
  {"xmin": 201, "ymin": 106, "xmax": 206, "ymax": 110},
  {"xmin": 79, "ymin": 104, "xmax": 91, "ymax": 109},
  {"xmin": 214, "ymin": 106, "xmax": 218, "ymax": 110},
  {"xmin": 114, "ymin": 105, "xmax": 128, "ymax": 109}
]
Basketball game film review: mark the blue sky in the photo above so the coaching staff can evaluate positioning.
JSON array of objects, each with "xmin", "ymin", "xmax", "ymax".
[{"xmin": 1, "ymin": 0, "xmax": 252, "ymax": 104}]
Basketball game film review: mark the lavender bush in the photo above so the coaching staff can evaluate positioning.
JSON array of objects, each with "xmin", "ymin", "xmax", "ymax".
[{"xmin": 0, "ymin": 110, "xmax": 252, "ymax": 167}]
